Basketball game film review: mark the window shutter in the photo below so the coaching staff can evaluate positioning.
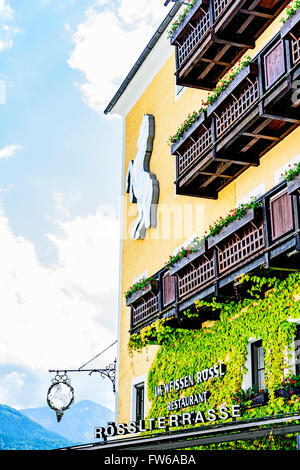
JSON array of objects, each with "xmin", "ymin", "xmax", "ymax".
[
  {"xmin": 264, "ymin": 41, "xmax": 285, "ymax": 88},
  {"xmin": 163, "ymin": 275, "xmax": 176, "ymax": 307},
  {"xmin": 270, "ymin": 191, "xmax": 294, "ymax": 241}
]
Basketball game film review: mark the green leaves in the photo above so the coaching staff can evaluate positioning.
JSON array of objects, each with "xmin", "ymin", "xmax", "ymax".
[
  {"xmin": 283, "ymin": 161, "xmax": 300, "ymax": 182},
  {"xmin": 167, "ymin": 0, "xmax": 197, "ymax": 39},
  {"xmin": 124, "ymin": 277, "xmax": 154, "ymax": 299},
  {"xmin": 206, "ymin": 200, "xmax": 262, "ymax": 238},
  {"xmin": 130, "ymin": 273, "xmax": 300, "ymax": 450},
  {"xmin": 281, "ymin": 0, "xmax": 300, "ymax": 23}
]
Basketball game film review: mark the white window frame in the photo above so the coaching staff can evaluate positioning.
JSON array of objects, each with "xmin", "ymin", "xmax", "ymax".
[
  {"xmin": 174, "ymin": 76, "xmax": 186, "ymax": 102},
  {"xmin": 286, "ymin": 318, "xmax": 300, "ymax": 375},
  {"xmin": 130, "ymin": 373, "xmax": 147, "ymax": 422},
  {"xmin": 243, "ymin": 337, "xmax": 262, "ymax": 390}
]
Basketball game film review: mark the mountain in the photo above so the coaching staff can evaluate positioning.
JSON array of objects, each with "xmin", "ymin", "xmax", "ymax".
[
  {"xmin": 21, "ymin": 400, "xmax": 114, "ymax": 445},
  {"xmin": 0, "ymin": 404, "xmax": 75, "ymax": 450}
]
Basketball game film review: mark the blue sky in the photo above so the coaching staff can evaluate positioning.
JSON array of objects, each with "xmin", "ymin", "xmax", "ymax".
[
  {"xmin": 0, "ymin": 0, "xmax": 122, "ymax": 266},
  {"xmin": 0, "ymin": 0, "xmax": 169, "ymax": 416}
]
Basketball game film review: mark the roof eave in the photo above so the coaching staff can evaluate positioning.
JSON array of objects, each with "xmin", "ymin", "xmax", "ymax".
[{"xmin": 104, "ymin": 4, "xmax": 182, "ymax": 115}]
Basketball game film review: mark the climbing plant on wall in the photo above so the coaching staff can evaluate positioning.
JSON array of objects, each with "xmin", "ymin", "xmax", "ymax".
[{"xmin": 129, "ymin": 273, "xmax": 300, "ymax": 450}]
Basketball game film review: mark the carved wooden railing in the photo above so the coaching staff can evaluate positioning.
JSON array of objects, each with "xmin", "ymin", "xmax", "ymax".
[
  {"xmin": 170, "ymin": 0, "xmax": 291, "ymax": 89},
  {"xmin": 177, "ymin": 252, "xmax": 215, "ymax": 300},
  {"xmin": 217, "ymin": 218, "xmax": 265, "ymax": 275},
  {"xmin": 177, "ymin": 11, "xmax": 210, "ymax": 68},
  {"xmin": 215, "ymin": 78, "xmax": 259, "ymax": 138},
  {"xmin": 178, "ymin": 124, "xmax": 212, "ymax": 176},
  {"xmin": 131, "ymin": 295, "xmax": 159, "ymax": 329},
  {"xmin": 292, "ymin": 38, "xmax": 300, "ymax": 65}
]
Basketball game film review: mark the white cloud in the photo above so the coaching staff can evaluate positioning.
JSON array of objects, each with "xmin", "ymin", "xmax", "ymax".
[
  {"xmin": 0, "ymin": 0, "xmax": 20, "ymax": 52},
  {"xmin": 67, "ymin": 0, "xmax": 168, "ymax": 113},
  {"xmin": 0, "ymin": 144, "xmax": 21, "ymax": 160},
  {"xmin": 0, "ymin": 0, "xmax": 13, "ymax": 19},
  {"xmin": 0, "ymin": 197, "xmax": 120, "ymax": 372},
  {"xmin": 0, "ymin": 371, "xmax": 26, "ymax": 408}
]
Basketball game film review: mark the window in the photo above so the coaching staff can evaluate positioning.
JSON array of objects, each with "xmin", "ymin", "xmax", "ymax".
[
  {"xmin": 269, "ymin": 190, "xmax": 293, "ymax": 241},
  {"xmin": 176, "ymin": 84, "xmax": 184, "ymax": 96},
  {"xmin": 252, "ymin": 340, "xmax": 265, "ymax": 390},
  {"xmin": 175, "ymin": 76, "xmax": 185, "ymax": 101},
  {"xmin": 295, "ymin": 325, "xmax": 300, "ymax": 375},
  {"xmin": 135, "ymin": 383, "xmax": 145, "ymax": 422}
]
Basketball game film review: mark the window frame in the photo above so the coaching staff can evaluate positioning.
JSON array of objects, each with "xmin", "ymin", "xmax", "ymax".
[
  {"xmin": 251, "ymin": 340, "xmax": 265, "ymax": 390},
  {"xmin": 130, "ymin": 374, "xmax": 147, "ymax": 423}
]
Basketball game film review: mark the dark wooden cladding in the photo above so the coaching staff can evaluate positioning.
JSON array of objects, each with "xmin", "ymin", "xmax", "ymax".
[
  {"xmin": 172, "ymin": 30, "xmax": 300, "ymax": 199},
  {"xmin": 270, "ymin": 191, "xmax": 294, "ymax": 241},
  {"xmin": 163, "ymin": 274, "xmax": 176, "ymax": 307},
  {"xmin": 171, "ymin": 0, "xmax": 291, "ymax": 89}
]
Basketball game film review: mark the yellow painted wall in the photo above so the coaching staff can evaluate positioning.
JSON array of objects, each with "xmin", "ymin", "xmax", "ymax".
[{"xmin": 117, "ymin": 13, "xmax": 300, "ymax": 423}]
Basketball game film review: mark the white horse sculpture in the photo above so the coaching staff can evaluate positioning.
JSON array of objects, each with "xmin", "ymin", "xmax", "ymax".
[{"xmin": 125, "ymin": 114, "xmax": 159, "ymax": 240}]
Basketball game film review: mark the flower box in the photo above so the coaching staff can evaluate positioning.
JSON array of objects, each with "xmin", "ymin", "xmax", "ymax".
[
  {"xmin": 206, "ymin": 63, "xmax": 258, "ymax": 119},
  {"xmin": 287, "ymin": 174, "xmax": 300, "ymax": 195},
  {"xmin": 169, "ymin": 0, "xmax": 205, "ymax": 45},
  {"xmin": 207, "ymin": 208, "xmax": 257, "ymax": 249},
  {"xmin": 125, "ymin": 279, "xmax": 159, "ymax": 307},
  {"xmin": 171, "ymin": 110, "xmax": 206, "ymax": 155},
  {"xmin": 281, "ymin": 6, "xmax": 300, "ymax": 39},
  {"xmin": 249, "ymin": 391, "xmax": 269, "ymax": 406},
  {"xmin": 275, "ymin": 386, "xmax": 300, "ymax": 399},
  {"xmin": 168, "ymin": 240, "xmax": 207, "ymax": 276}
]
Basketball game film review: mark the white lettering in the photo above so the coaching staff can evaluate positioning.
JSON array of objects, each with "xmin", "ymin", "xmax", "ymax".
[
  {"xmin": 206, "ymin": 409, "xmax": 217, "ymax": 422},
  {"xmin": 219, "ymin": 405, "xmax": 229, "ymax": 421}
]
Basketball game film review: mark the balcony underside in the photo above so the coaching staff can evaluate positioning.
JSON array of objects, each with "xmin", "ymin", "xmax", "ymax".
[{"xmin": 173, "ymin": 0, "xmax": 290, "ymax": 89}]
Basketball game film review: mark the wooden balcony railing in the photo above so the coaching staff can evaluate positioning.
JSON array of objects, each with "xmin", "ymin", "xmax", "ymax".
[
  {"xmin": 215, "ymin": 78, "xmax": 259, "ymax": 138},
  {"xmin": 177, "ymin": 251, "xmax": 215, "ymax": 301},
  {"xmin": 128, "ymin": 182, "xmax": 300, "ymax": 332},
  {"xmin": 171, "ymin": 0, "xmax": 290, "ymax": 89},
  {"xmin": 171, "ymin": 25, "xmax": 300, "ymax": 199},
  {"xmin": 217, "ymin": 217, "xmax": 265, "ymax": 275}
]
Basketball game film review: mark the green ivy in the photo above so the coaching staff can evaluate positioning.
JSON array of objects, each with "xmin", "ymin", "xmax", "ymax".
[
  {"xmin": 281, "ymin": 0, "xmax": 300, "ymax": 23},
  {"xmin": 125, "ymin": 277, "xmax": 154, "ymax": 299},
  {"xmin": 129, "ymin": 273, "xmax": 300, "ymax": 450},
  {"xmin": 283, "ymin": 161, "xmax": 300, "ymax": 182}
]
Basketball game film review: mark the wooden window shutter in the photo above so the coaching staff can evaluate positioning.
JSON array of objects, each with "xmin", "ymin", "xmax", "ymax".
[
  {"xmin": 264, "ymin": 41, "xmax": 285, "ymax": 88},
  {"xmin": 270, "ymin": 191, "xmax": 294, "ymax": 241},
  {"xmin": 163, "ymin": 274, "xmax": 176, "ymax": 307}
]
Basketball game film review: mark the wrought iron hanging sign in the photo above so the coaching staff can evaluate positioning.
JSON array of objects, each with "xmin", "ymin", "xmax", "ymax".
[
  {"xmin": 47, "ymin": 372, "xmax": 75, "ymax": 422},
  {"xmin": 47, "ymin": 342, "xmax": 117, "ymax": 422}
]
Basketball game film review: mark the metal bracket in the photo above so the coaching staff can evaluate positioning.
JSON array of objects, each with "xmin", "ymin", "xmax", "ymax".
[{"xmin": 49, "ymin": 358, "xmax": 117, "ymax": 394}]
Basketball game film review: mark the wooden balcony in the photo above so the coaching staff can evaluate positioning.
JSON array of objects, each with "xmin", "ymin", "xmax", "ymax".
[
  {"xmin": 172, "ymin": 28, "xmax": 300, "ymax": 199},
  {"xmin": 171, "ymin": 0, "xmax": 290, "ymax": 89},
  {"xmin": 128, "ymin": 182, "xmax": 300, "ymax": 332}
]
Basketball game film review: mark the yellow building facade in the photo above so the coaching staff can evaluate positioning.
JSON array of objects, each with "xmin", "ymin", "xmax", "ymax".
[{"xmin": 105, "ymin": 1, "xmax": 300, "ymax": 448}]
